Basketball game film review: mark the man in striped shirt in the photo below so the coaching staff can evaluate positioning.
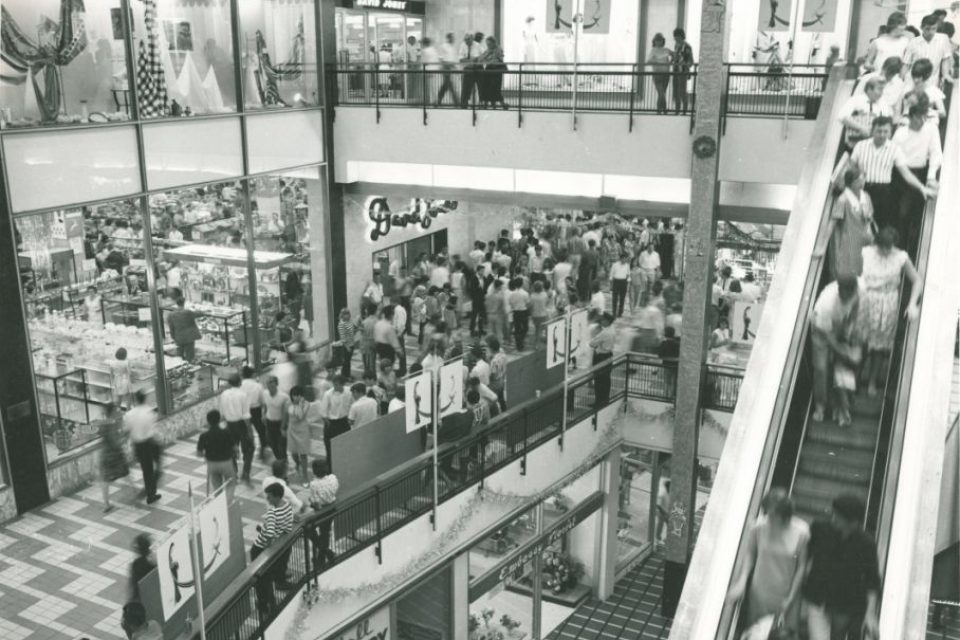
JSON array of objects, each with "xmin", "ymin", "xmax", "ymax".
[
  {"xmin": 251, "ymin": 483, "xmax": 295, "ymax": 613},
  {"xmin": 850, "ymin": 116, "xmax": 935, "ymax": 231}
]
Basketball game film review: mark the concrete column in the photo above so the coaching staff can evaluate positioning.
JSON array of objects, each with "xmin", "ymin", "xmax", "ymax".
[
  {"xmin": 319, "ymin": 0, "xmax": 347, "ymax": 319},
  {"xmin": 451, "ymin": 553, "xmax": 470, "ymax": 640},
  {"xmin": 662, "ymin": 0, "xmax": 729, "ymax": 618},
  {"xmin": 595, "ymin": 446, "xmax": 622, "ymax": 600}
]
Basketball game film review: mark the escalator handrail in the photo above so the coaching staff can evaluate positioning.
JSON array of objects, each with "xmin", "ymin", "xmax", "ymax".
[
  {"xmin": 668, "ymin": 66, "xmax": 856, "ymax": 640},
  {"xmin": 868, "ymin": 165, "xmax": 939, "ymax": 561},
  {"xmin": 877, "ymin": 93, "xmax": 960, "ymax": 638}
]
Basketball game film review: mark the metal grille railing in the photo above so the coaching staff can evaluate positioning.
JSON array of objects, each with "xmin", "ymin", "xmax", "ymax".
[
  {"xmin": 332, "ymin": 63, "xmax": 827, "ymax": 121},
  {"xmin": 199, "ymin": 353, "xmax": 742, "ymax": 640}
]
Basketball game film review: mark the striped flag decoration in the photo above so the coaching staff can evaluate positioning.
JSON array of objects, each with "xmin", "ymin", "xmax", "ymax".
[{"xmin": 136, "ymin": 0, "xmax": 167, "ymax": 117}]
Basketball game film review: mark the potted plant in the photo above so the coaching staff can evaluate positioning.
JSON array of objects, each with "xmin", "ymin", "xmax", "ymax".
[{"xmin": 542, "ymin": 549, "xmax": 585, "ymax": 595}]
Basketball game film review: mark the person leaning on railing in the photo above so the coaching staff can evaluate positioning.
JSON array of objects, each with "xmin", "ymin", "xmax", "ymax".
[
  {"xmin": 251, "ymin": 483, "xmax": 296, "ymax": 616},
  {"xmin": 306, "ymin": 459, "xmax": 339, "ymax": 570}
]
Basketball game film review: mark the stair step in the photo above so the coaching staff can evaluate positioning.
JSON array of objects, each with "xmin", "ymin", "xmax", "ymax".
[
  {"xmin": 851, "ymin": 394, "xmax": 884, "ymax": 417},
  {"xmin": 800, "ymin": 441, "xmax": 875, "ymax": 468},
  {"xmin": 805, "ymin": 422, "xmax": 876, "ymax": 449},
  {"xmin": 797, "ymin": 454, "xmax": 873, "ymax": 484},
  {"xmin": 793, "ymin": 475, "xmax": 869, "ymax": 508}
]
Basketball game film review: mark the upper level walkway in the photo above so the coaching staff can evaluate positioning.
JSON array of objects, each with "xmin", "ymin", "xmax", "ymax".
[{"xmin": 329, "ymin": 63, "xmax": 829, "ymax": 216}]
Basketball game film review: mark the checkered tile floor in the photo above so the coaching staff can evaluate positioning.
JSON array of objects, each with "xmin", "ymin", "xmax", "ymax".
[{"xmin": 0, "ymin": 437, "xmax": 280, "ymax": 640}]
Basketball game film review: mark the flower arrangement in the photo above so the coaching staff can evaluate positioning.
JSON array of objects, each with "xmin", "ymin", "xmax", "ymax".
[
  {"xmin": 542, "ymin": 550, "xmax": 584, "ymax": 594},
  {"xmin": 468, "ymin": 608, "xmax": 526, "ymax": 640}
]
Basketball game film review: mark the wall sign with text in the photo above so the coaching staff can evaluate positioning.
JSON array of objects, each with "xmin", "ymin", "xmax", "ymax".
[
  {"xmin": 337, "ymin": 0, "xmax": 426, "ymax": 14},
  {"xmin": 366, "ymin": 197, "xmax": 458, "ymax": 241}
]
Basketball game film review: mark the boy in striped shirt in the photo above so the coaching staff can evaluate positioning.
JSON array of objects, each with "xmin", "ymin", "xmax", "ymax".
[{"xmin": 252, "ymin": 483, "xmax": 295, "ymax": 613}]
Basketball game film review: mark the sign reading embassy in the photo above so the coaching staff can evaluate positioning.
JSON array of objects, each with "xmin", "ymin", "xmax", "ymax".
[{"xmin": 366, "ymin": 197, "xmax": 458, "ymax": 241}]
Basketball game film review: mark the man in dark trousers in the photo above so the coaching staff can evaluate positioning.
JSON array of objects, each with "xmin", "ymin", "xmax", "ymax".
[
  {"xmin": 168, "ymin": 297, "xmax": 200, "ymax": 362},
  {"xmin": 802, "ymin": 493, "xmax": 881, "ymax": 640},
  {"xmin": 219, "ymin": 374, "xmax": 254, "ymax": 485},
  {"xmin": 123, "ymin": 391, "xmax": 162, "ymax": 504},
  {"xmin": 578, "ymin": 239, "xmax": 599, "ymax": 301}
]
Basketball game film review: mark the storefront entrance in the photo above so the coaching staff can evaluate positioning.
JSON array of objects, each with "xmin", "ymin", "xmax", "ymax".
[{"xmin": 335, "ymin": 2, "xmax": 424, "ymax": 64}]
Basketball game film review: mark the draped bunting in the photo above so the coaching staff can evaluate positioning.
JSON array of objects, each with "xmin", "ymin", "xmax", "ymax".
[
  {"xmin": 136, "ymin": 0, "xmax": 168, "ymax": 117},
  {"xmin": 0, "ymin": 0, "xmax": 88, "ymax": 123},
  {"xmin": 254, "ymin": 20, "xmax": 304, "ymax": 106}
]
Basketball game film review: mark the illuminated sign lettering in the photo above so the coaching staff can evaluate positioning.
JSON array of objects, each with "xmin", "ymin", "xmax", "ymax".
[
  {"xmin": 365, "ymin": 197, "xmax": 458, "ymax": 241},
  {"xmin": 356, "ymin": 0, "xmax": 407, "ymax": 10}
]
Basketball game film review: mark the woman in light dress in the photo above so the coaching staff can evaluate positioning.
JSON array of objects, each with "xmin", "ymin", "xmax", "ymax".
[
  {"xmin": 858, "ymin": 226, "xmax": 921, "ymax": 397},
  {"xmin": 727, "ymin": 489, "xmax": 809, "ymax": 636},
  {"xmin": 828, "ymin": 166, "xmax": 874, "ymax": 278},
  {"xmin": 865, "ymin": 11, "xmax": 911, "ymax": 73}
]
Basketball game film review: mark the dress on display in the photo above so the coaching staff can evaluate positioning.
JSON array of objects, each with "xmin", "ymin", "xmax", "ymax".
[
  {"xmin": 744, "ymin": 517, "xmax": 810, "ymax": 629},
  {"xmin": 828, "ymin": 188, "xmax": 874, "ymax": 277},
  {"xmin": 858, "ymin": 245, "xmax": 908, "ymax": 352}
]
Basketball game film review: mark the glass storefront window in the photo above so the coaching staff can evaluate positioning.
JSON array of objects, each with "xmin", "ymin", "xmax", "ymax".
[
  {"xmin": 0, "ymin": 0, "xmax": 131, "ymax": 129},
  {"xmin": 541, "ymin": 464, "xmax": 601, "ymax": 530},
  {"xmin": 469, "ymin": 507, "xmax": 538, "ymax": 581},
  {"xmin": 131, "ymin": 0, "xmax": 237, "ymax": 118},
  {"xmin": 15, "ymin": 198, "xmax": 162, "ymax": 463},
  {"xmin": 469, "ymin": 556, "xmax": 536, "ymax": 640},
  {"xmin": 616, "ymin": 446, "xmax": 658, "ymax": 570},
  {"xmin": 150, "ymin": 181, "xmax": 248, "ymax": 411},
  {"xmin": 239, "ymin": 0, "xmax": 318, "ymax": 110}
]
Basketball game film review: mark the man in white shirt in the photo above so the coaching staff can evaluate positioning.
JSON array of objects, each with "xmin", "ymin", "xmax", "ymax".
[
  {"xmin": 529, "ymin": 244, "xmax": 545, "ymax": 282},
  {"xmin": 839, "ymin": 77, "xmax": 892, "ymax": 149},
  {"xmin": 459, "ymin": 33, "xmax": 484, "ymax": 106},
  {"xmin": 429, "ymin": 257, "xmax": 451, "ymax": 289},
  {"xmin": 854, "ymin": 57, "xmax": 905, "ymax": 114},
  {"xmin": 387, "ymin": 384, "xmax": 405, "ymax": 414},
  {"xmin": 637, "ymin": 244, "xmax": 661, "ymax": 303},
  {"xmin": 124, "ymin": 390, "xmax": 162, "ymax": 504},
  {"xmin": 469, "ymin": 241, "xmax": 486, "ymax": 268},
  {"xmin": 220, "ymin": 374, "xmax": 254, "ymax": 483},
  {"xmin": 348, "ymin": 383, "xmax": 379, "ymax": 428},
  {"xmin": 262, "ymin": 459, "xmax": 305, "ymax": 513},
  {"xmin": 893, "ymin": 100, "xmax": 942, "ymax": 254},
  {"xmin": 903, "ymin": 14, "xmax": 954, "ymax": 83},
  {"xmin": 240, "ymin": 366, "xmax": 267, "ymax": 461},
  {"xmin": 609, "ymin": 253, "xmax": 631, "ymax": 317},
  {"xmin": 391, "ymin": 302, "xmax": 408, "ymax": 376},
  {"xmin": 469, "ymin": 344, "xmax": 491, "ymax": 385},
  {"xmin": 319, "ymin": 375, "xmax": 352, "ymax": 466},
  {"xmin": 810, "ymin": 274, "xmax": 861, "ymax": 423},
  {"xmin": 363, "ymin": 272, "xmax": 384, "ymax": 310}
]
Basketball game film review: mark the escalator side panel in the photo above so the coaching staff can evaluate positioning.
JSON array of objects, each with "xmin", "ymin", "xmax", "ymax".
[
  {"xmin": 879, "ymin": 93, "xmax": 960, "ymax": 640},
  {"xmin": 668, "ymin": 71, "xmax": 856, "ymax": 640}
]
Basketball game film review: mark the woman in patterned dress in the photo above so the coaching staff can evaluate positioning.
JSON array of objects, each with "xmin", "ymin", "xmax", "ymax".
[
  {"xmin": 99, "ymin": 403, "xmax": 129, "ymax": 512},
  {"xmin": 828, "ymin": 166, "xmax": 874, "ymax": 278},
  {"xmin": 858, "ymin": 226, "xmax": 921, "ymax": 397}
]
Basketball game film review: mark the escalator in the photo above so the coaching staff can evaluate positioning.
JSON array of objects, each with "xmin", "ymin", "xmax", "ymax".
[{"xmin": 670, "ymin": 71, "xmax": 958, "ymax": 639}]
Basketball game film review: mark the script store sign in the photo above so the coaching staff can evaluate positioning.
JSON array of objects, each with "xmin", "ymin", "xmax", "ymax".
[{"xmin": 365, "ymin": 197, "xmax": 458, "ymax": 241}]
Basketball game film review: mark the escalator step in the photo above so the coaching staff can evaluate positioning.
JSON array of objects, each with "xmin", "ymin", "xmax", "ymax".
[
  {"xmin": 793, "ymin": 476, "xmax": 869, "ymax": 513},
  {"xmin": 806, "ymin": 422, "xmax": 876, "ymax": 449},
  {"xmin": 801, "ymin": 441, "xmax": 875, "ymax": 468},
  {"xmin": 797, "ymin": 455, "xmax": 873, "ymax": 483}
]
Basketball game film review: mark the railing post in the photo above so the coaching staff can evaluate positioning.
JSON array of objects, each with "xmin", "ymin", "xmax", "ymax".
[
  {"xmin": 721, "ymin": 67, "xmax": 729, "ymax": 136},
  {"xmin": 518, "ymin": 63, "xmax": 524, "ymax": 128},
  {"xmin": 628, "ymin": 64, "xmax": 637, "ymax": 132},
  {"xmin": 375, "ymin": 64, "xmax": 381, "ymax": 124},
  {"xmin": 422, "ymin": 66, "xmax": 428, "ymax": 126},
  {"xmin": 689, "ymin": 67, "xmax": 697, "ymax": 133},
  {"xmin": 520, "ymin": 407, "xmax": 528, "ymax": 476},
  {"xmin": 624, "ymin": 353, "xmax": 632, "ymax": 406},
  {"xmin": 374, "ymin": 486, "xmax": 383, "ymax": 565},
  {"xmin": 471, "ymin": 68, "xmax": 478, "ymax": 127}
]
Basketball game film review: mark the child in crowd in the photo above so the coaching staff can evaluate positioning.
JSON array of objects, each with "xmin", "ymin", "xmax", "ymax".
[{"xmin": 363, "ymin": 371, "xmax": 386, "ymax": 414}]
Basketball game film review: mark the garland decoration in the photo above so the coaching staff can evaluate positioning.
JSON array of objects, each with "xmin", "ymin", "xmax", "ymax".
[{"xmin": 286, "ymin": 416, "xmax": 622, "ymax": 639}]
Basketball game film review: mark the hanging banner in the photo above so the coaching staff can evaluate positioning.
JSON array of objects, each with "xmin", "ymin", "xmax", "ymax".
[
  {"xmin": 757, "ymin": 0, "xmax": 792, "ymax": 31},
  {"xmin": 156, "ymin": 525, "xmax": 195, "ymax": 620},
  {"xmin": 801, "ymin": 0, "xmax": 838, "ymax": 32},
  {"xmin": 569, "ymin": 308, "xmax": 590, "ymax": 357},
  {"xmin": 545, "ymin": 0, "xmax": 612, "ymax": 34},
  {"xmin": 197, "ymin": 490, "xmax": 230, "ymax": 579},
  {"xmin": 438, "ymin": 359, "xmax": 464, "ymax": 417},
  {"xmin": 546, "ymin": 317, "xmax": 567, "ymax": 369},
  {"xmin": 404, "ymin": 370, "xmax": 433, "ymax": 433}
]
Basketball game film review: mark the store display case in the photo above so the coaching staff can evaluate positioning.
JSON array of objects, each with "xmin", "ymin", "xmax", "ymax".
[{"xmin": 34, "ymin": 368, "xmax": 97, "ymax": 456}]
